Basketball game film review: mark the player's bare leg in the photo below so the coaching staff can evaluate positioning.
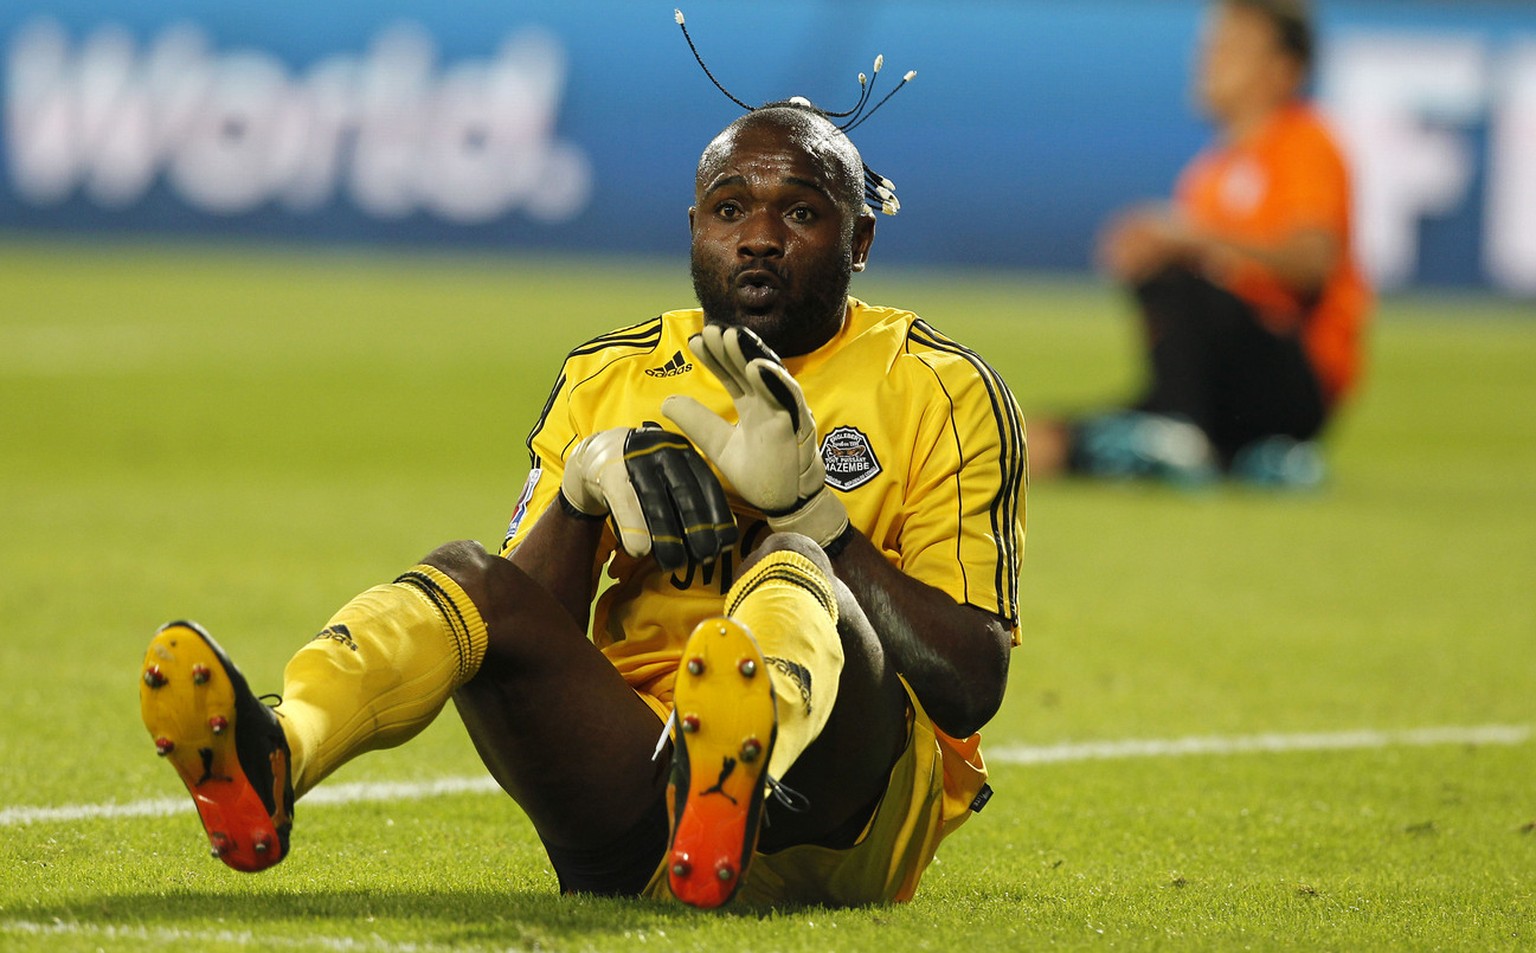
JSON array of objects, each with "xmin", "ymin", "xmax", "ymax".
[
  {"xmin": 664, "ymin": 534, "xmax": 908, "ymax": 905},
  {"xmin": 735, "ymin": 535, "xmax": 909, "ymax": 852},
  {"xmin": 436, "ymin": 542, "xmax": 679, "ymax": 893},
  {"xmin": 442, "ymin": 532, "xmax": 908, "ymax": 904}
]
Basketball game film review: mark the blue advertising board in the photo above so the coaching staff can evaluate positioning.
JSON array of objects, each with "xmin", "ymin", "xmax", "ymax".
[{"xmin": 3, "ymin": 1, "xmax": 1534, "ymax": 293}]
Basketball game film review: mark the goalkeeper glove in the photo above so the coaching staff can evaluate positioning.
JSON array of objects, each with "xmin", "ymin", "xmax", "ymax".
[
  {"xmin": 662, "ymin": 324, "xmax": 850, "ymax": 548},
  {"xmin": 560, "ymin": 423, "xmax": 738, "ymax": 571}
]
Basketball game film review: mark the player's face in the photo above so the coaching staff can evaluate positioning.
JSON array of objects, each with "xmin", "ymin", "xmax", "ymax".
[
  {"xmin": 689, "ymin": 123, "xmax": 873, "ymax": 358},
  {"xmin": 1195, "ymin": 5, "xmax": 1299, "ymax": 123}
]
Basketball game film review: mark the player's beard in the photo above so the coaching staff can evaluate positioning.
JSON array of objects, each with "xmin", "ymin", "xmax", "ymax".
[{"xmin": 690, "ymin": 247, "xmax": 853, "ymax": 359}]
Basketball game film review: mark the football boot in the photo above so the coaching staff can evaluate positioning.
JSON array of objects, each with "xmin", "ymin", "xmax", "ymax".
[
  {"xmin": 139, "ymin": 620, "xmax": 294, "ymax": 872},
  {"xmin": 665, "ymin": 616, "xmax": 778, "ymax": 909}
]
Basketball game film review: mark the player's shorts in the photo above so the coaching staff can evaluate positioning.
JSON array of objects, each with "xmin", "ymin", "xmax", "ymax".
[{"xmin": 637, "ymin": 677, "xmax": 963, "ymax": 906}]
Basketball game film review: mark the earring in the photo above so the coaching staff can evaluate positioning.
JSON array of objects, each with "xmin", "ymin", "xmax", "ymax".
[{"xmin": 852, "ymin": 261, "xmax": 867, "ymax": 272}]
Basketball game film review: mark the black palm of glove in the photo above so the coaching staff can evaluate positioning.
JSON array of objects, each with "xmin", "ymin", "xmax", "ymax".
[{"xmin": 561, "ymin": 423, "xmax": 739, "ymax": 571}]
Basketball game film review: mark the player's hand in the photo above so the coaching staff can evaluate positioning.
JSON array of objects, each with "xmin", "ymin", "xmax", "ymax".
[
  {"xmin": 661, "ymin": 324, "xmax": 850, "ymax": 548},
  {"xmin": 560, "ymin": 424, "xmax": 738, "ymax": 571}
]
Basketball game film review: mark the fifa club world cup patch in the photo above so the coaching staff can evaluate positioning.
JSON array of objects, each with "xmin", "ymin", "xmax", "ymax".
[
  {"xmin": 820, "ymin": 425, "xmax": 881, "ymax": 491},
  {"xmin": 503, "ymin": 467, "xmax": 542, "ymax": 548}
]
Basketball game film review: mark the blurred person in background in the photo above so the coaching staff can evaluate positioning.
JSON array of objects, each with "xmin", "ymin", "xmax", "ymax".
[{"xmin": 1031, "ymin": 0, "xmax": 1371, "ymax": 487}]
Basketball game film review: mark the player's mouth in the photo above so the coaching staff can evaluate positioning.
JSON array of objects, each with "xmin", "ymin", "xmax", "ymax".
[{"xmin": 733, "ymin": 268, "xmax": 783, "ymax": 312}]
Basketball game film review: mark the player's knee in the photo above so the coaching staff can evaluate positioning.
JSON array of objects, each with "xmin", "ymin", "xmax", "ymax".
[
  {"xmin": 740, "ymin": 531, "xmax": 830, "ymax": 578},
  {"xmin": 421, "ymin": 538, "xmax": 490, "ymax": 573},
  {"xmin": 419, "ymin": 539, "xmax": 497, "ymax": 603}
]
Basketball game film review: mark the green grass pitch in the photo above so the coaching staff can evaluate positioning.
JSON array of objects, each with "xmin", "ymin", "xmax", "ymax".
[{"xmin": 0, "ymin": 240, "xmax": 1532, "ymax": 951}]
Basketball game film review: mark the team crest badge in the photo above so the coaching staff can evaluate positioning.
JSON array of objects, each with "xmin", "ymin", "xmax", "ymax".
[{"xmin": 820, "ymin": 426, "xmax": 881, "ymax": 491}]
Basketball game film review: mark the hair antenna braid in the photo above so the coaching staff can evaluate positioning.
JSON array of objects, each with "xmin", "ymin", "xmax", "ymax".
[
  {"xmin": 674, "ymin": 9, "xmax": 913, "ymax": 215},
  {"xmin": 674, "ymin": 9, "xmax": 752, "ymax": 111},
  {"xmin": 822, "ymin": 58, "xmax": 878, "ymax": 121},
  {"xmin": 842, "ymin": 68, "xmax": 917, "ymax": 133},
  {"xmin": 864, "ymin": 165, "xmax": 901, "ymax": 216}
]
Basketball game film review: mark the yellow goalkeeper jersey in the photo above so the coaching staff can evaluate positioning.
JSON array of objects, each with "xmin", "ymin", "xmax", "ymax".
[{"xmin": 500, "ymin": 298, "xmax": 1025, "ymax": 815}]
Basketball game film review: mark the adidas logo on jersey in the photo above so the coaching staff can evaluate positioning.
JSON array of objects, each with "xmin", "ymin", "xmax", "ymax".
[{"xmin": 645, "ymin": 350, "xmax": 693, "ymax": 378}]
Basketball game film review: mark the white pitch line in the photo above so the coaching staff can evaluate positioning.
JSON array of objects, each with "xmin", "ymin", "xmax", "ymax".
[
  {"xmin": 984, "ymin": 723, "xmax": 1532, "ymax": 765},
  {"xmin": 0, "ymin": 919, "xmax": 494, "ymax": 952},
  {"xmin": 0, "ymin": 776, "xmax": 501, "ymax": 828},
  {"xmin": 2, "ymin": 724, "xmax": 1526, "ymax": 829}
]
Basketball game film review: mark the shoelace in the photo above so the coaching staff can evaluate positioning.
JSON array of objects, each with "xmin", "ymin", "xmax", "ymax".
[
  {"xmin": 765, "ymin": 775, "xmax": 809, "ymax": 813},
  {"xmin": 651, "ymin": 710, "xmax": 677, "ymax": 762}
]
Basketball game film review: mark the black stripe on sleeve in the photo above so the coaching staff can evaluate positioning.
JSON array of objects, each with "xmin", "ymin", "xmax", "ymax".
[
  {"xmin": 906, "ymin": 321, "xmax": 1025, "ymax": 626},
  {"xmin": 521, "ymin": 316, "xmax": 666, "ymax": 467}
]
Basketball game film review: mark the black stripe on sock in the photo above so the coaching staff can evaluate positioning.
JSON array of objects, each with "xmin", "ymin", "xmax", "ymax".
[
  {"xmin": 725, "ymin": 561, "xmax": 837, "ymax": 620},
  {"xmin": 394, "ymin": 570, "xmax": 475, "ymax": 683}
]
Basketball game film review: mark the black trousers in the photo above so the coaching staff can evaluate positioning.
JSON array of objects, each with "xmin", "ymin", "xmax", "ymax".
[{"xmin": 1131, "ymin": 267, "xmax": 1328, "ymax": 464}]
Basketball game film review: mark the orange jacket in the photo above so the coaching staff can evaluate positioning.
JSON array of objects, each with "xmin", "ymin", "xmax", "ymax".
[{"xmin": 1177, "ymin": 102, "xmax": 1373, "ymax": 405}]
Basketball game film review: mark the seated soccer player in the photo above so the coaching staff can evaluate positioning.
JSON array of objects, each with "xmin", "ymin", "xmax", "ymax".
[
  {"xmin": 139, "ymin": 28, "xmax": 1026, "ymax": 908},
  {"xmin": 1031, "ymin": 0, "xmax": 1372, "ymax": 488}
]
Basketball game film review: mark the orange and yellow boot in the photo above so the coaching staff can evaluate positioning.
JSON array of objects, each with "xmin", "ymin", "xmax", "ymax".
[
  {"xmin": 665, "ymin": 616, "xmax": 777, "ymax": 909},
  {"xmin": 139, "ymin": 620, "xmax": 295, "ymax": 872}
]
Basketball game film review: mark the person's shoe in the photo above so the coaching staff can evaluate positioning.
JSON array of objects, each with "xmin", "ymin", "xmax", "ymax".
[
  {"xmin": 1071, "ymin": 411, "xmax": 1218, "ymax": 487},
  {"xmin": 139, "ymin": 620, "xmax": 294, "ymax": 872},
  {"xmin": 665, "ymin": 617, "xmax": 777, "ymax": 909},
  {"xmin": 1230, "ymin": 436, "xmax": 1326, "ymax": 490}
]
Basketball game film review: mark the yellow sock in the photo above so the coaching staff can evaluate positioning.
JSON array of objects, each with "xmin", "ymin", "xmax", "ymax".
[
  {"xmin": 276, "ymin": 565, "xmax": 488, "ymax": 797},
  {"xmin": 724, "ymin": 551, "xmax": 842, "ymax": 780}
]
